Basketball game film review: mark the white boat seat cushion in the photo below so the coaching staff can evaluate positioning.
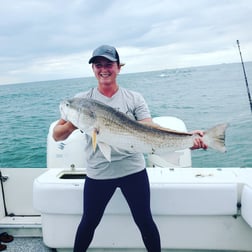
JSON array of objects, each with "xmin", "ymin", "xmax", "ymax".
[{"xmin": 34, "ymin": 179, "xmax": 238, "ymax": 216}]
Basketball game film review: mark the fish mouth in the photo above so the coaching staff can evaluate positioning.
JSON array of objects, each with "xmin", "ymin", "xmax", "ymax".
[{"xmin": 59, "ymin": 101, "xmax": 68, "ymax": 121}]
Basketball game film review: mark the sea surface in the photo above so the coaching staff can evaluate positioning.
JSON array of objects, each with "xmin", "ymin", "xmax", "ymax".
[{"xmin": 1, "ymin": 62, "xmax": 252, "ymax": 168}]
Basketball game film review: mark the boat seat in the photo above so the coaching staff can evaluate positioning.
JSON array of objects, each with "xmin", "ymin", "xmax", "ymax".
[{"xmin": 34, "ymin": 170, "xmax": 238, "ymax": 216}]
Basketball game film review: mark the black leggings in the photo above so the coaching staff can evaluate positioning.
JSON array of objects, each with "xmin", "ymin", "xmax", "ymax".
[{"xmin": 73, "ymin": 169, "xmax": 161, "ymax": 252}]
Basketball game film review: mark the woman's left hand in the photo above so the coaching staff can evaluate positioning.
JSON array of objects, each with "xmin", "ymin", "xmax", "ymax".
[{"xmin": 190, "ymin": 130, "xmax": 208, "ymax": 150}]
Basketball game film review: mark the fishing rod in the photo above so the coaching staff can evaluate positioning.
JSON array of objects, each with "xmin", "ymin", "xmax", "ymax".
[{"xmin": 236, "ymin": 40, "xmax": 252, "ymax": 113}]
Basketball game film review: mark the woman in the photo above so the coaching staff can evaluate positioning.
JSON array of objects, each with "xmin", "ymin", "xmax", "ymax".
[{"xmin": 53, "ymin": 45, "xmax": 207, "ymax": 251}]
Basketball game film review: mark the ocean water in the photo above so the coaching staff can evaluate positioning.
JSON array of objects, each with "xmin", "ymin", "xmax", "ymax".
[{"xmin": 1, "ymin": 62, "xmax": 252, "ymax": 168}]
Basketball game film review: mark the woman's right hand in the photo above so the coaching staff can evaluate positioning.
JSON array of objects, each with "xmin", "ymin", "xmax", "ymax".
[{"xmin": 52, "ymin": 119, "xmax": 77, "ymax": 141}]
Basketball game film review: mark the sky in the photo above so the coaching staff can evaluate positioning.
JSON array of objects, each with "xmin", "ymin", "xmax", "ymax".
[{"xmin": 1, "ymin": 0, "xmax": 252, "ymax": 85}]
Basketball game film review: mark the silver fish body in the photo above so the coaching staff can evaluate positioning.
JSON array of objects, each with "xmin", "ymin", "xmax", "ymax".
[{"xmin": 60, "ymin": 98, "xmax": 227, "ymax": 159}]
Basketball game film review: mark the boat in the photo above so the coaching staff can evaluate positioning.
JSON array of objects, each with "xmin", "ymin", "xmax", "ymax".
[{"xmin": 1, "ymin": 116, "xmax": 252, "ymax": 252}]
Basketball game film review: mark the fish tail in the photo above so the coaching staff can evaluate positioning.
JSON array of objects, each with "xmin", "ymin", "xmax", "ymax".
[{"xmin": 203, "ymin": 123, "xmax": 228, "ymax": 152}]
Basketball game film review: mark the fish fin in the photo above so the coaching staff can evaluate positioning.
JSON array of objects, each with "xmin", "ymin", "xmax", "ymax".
[
  {"xmin": 98, "ymin": 142, "xmax": 112, "ymax": 162},
  {"xmin": 148, "ymin": 152, "xmax": 182, "ymax": 167},
  {"xmin": 203, "ymin": 123, "xmax": 228, "ymax": 152},
  {"xmin": 92, "ymin": 130, "xmax": 97, "ymax": 152},
  {"xmin": 141, "ymin": 121, "xmax": 192, "ymax": 135}
]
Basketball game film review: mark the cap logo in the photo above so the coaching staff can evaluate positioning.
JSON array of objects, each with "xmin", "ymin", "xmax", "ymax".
[{"xmin": 105, "ymin": 48, "xmax": 113, "ymax": 55}]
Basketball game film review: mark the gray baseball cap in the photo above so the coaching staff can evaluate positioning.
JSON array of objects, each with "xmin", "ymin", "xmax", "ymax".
[{"xmin": 88, "ymin": 45, "xmax": 120, "ymax": 64}]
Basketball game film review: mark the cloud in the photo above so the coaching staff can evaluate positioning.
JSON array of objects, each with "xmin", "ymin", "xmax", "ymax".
[{"xmin": 0, "ymin": 0, "xmax": 252, "ymax": 84}]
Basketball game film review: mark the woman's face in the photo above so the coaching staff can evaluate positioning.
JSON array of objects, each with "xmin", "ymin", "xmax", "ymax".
[{"xmin": 92, "ymin": 57, "xmax": 121, "ymax": 86}]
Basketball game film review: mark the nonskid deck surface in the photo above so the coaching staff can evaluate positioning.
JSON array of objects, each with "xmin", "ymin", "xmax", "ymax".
[{"xmin": 2, "ymin": 237, "xmax": 53, "ymax": 252}]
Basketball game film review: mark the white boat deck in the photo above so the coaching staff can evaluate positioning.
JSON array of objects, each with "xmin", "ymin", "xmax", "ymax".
[{"xmin": 1, "ymin": 236, "xmax": 244, "ymax": 252}]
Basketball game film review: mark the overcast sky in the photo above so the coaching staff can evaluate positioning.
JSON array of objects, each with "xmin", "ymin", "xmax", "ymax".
[{"xmin": 1, "ymin": 0, "xmax": 252, "ymax": 85}]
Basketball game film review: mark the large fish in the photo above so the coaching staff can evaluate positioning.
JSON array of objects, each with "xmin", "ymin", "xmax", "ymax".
[{"xmin": 59, "ymin": 98, "xmax": 228, "ymax": 161}]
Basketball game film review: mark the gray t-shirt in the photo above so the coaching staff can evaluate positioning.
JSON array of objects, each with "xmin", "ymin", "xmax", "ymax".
[{"xmin": 75, "ymin": 87, "xmax": 151, "ymax": 179}]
